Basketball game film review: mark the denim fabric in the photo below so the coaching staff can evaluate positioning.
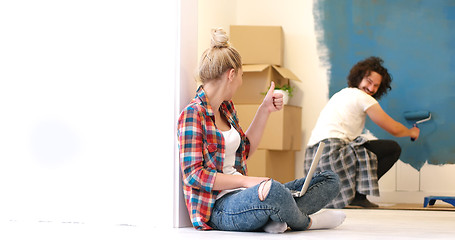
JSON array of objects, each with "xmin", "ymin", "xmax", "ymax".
[{"xmin": 208, "ymin": 171, "xmax": 340, "ymax": 231}]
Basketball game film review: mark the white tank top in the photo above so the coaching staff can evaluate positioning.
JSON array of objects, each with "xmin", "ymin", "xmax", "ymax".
[
  {"xmin": 221, "ymin": 125, "xmax": 241, "ymax": 175},
  {"xmin": 217, "ymin": 125, "xmax": 244, "ymax": 199}
]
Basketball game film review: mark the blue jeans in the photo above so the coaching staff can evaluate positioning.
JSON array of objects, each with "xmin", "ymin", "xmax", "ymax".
[{"xmin": 207, "ymin": 170, "xmax": 340, "ymax": 231}]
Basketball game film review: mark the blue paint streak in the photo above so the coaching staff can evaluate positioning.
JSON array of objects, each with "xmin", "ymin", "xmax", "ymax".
[{"xmin": 314, "ymin": 0, "xmax": 455, "ymax": 170}]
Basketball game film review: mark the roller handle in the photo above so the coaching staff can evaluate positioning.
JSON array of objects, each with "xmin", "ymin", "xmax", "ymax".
[{"xmin": 411, "ymin": 124, "xmax": 418, "ymax": 142}]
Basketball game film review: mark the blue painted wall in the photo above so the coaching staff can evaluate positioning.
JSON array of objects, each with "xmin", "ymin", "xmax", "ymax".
[{"xmin": 314, "ymin": 0, "xmax": 455, "ymax": 170}]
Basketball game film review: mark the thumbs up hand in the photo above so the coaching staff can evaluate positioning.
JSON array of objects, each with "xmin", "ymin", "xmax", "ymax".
[{"xmin": 262, "ymin": 81, "xmax": 283, "ymax": 113}]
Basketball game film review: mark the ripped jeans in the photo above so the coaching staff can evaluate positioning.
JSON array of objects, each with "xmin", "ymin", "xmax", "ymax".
[{"xmin": 207, "ymin": 170, "xmax": 340, "ymax": 231}]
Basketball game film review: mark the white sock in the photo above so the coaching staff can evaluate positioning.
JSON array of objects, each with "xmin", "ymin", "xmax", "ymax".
[
  {"xmin": 263, "ymin": 220, "xmax": 288, "ymax": 233},
  {"xmin": 308, "ymin": 210, "xmax": 346, "ymax": 230}
]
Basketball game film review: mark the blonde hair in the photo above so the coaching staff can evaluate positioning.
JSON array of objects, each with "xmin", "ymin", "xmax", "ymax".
[{"xmin": 198, "ymin": 28, "xmax": 242, "ymax": 84}]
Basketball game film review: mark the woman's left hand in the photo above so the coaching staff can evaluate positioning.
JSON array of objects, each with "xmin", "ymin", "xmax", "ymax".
[
  {"xmin": 262, "ymin": 81, "xmax": 283, "ymax": 112},
  {"xmin": 245, "ymin": 81, "xmax": 284, "ymax": 154}
]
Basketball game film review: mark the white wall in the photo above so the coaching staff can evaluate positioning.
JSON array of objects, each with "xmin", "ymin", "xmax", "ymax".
[
  {"xmin": 0, "ymin": 0, "xmax": 179, "ymax": 227},
  {"xmin": 198, "ymin": 0, "xmax": 237, "ymax": 59},
  {"xmin": 371, "ymin": 160, "xmax": 455, "ymax": 204},
  {"xmin": 197, "ymin": 0, "xmax": 455, "ymax": 204},
  {"xmin": 175, "ymin": 0, "xmax": 198, "ymax": 228}
]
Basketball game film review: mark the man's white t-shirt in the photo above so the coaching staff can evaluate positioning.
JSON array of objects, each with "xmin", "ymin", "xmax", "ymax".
[{"xmin": 308, "ymin": 87, "xmax": 378, "ymax": 146}]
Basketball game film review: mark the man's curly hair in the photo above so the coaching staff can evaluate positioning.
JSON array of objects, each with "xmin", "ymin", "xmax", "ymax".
[{"xmin": 347, "ymin": 56, "xmax": 392, "ymax": 100}]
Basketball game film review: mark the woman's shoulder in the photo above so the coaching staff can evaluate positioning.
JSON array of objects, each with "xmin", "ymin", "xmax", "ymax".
[
  {"xmin": 179, "ymin": 99, "xmax": 207, "ymax": 121},
  {"xmin": 182, "ymin": 101, "xmax": 205, "ymax": 115}
]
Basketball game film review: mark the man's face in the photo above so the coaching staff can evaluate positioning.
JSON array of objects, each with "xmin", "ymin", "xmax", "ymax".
[{"xmin": 358, "ymin": 71, "xmax": 382, "ymax": 96}]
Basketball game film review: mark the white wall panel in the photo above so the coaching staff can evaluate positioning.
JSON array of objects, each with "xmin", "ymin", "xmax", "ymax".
[{"xmin": 0, "ymin": 0, "xmax": 179, "ymax": 227}]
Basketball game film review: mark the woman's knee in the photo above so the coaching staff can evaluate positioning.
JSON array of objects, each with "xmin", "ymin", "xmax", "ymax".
[
  {"xmin": 258, "ymin": 179, "xmax": 272, "ymax": 201},
  {"xmin": 258, "ymin": 179, "xmax": 289, "ymax": 202}
]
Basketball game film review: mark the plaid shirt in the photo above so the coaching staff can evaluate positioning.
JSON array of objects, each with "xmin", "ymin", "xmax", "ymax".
[
  {"xmin": 304, "ymin": 137, "xmax": 379, "ymax": 208},
  {"xmin": 177, "ymin": 86, "xmax": 250, "ymax": 230}
]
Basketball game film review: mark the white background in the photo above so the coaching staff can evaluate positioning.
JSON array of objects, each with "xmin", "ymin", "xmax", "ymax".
[{"xmin": 0, "ymin": 0, "xmax": 178, "ymax": 226}]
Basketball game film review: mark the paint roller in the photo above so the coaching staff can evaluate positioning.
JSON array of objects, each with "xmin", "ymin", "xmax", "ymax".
[{"xmin": 403, "ymin": 111, "xmax": 431, "ymax": 141}]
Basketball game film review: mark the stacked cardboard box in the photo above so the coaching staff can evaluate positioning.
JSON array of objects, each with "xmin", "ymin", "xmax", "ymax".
[{"xmin": 230, "ymin": 25, "xmax": 302, "ymax": 183}]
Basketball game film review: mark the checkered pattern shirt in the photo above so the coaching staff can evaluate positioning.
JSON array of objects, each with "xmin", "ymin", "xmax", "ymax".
[
  {"xmin": 304, "ymin": 137, "xmax": 379, "ymax": 208},
  {"xmin": 177, "ymin": 86, "xmax": 250, "ymax": 230}
]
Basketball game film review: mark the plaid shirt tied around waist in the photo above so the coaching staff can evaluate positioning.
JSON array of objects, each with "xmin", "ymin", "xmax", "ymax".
[
  {"xmin": 304, "ymin": 137, "xmax": 379, "ymax": 208},
  {"xmin": 177, "ymin": 86, "xmax": 250, "ymax": 230}
]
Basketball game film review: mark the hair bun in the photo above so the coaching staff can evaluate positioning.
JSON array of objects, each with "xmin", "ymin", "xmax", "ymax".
[{"xmin": 210, "ymin": 27, "xmax": 230, "ymax": 48}]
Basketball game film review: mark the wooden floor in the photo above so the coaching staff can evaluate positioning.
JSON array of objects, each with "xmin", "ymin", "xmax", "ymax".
[{"xmin": 2, "ymin": 208, "xmax": 455, "ymax": 239}]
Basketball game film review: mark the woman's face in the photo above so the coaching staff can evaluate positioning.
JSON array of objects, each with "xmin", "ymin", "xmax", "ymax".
[{"xmin": 358, "ymin": 71, "xmax": 382, "ymax": 96}]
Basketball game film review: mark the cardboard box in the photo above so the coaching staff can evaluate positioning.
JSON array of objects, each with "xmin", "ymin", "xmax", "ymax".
[
  {"xmin": 232, "ymin": 64, "xmax": 300, "ymax": 104},
  {"xmin": 235, "ymin": 105, "xmax": 302, "ymax": 150},
  {"xmin": 230, "ymin": 25, "xmax": 283, "ymax": 66},
  {"xmin": 247, "ymin": 149, "xmax": 295, "ymax": 183}
]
